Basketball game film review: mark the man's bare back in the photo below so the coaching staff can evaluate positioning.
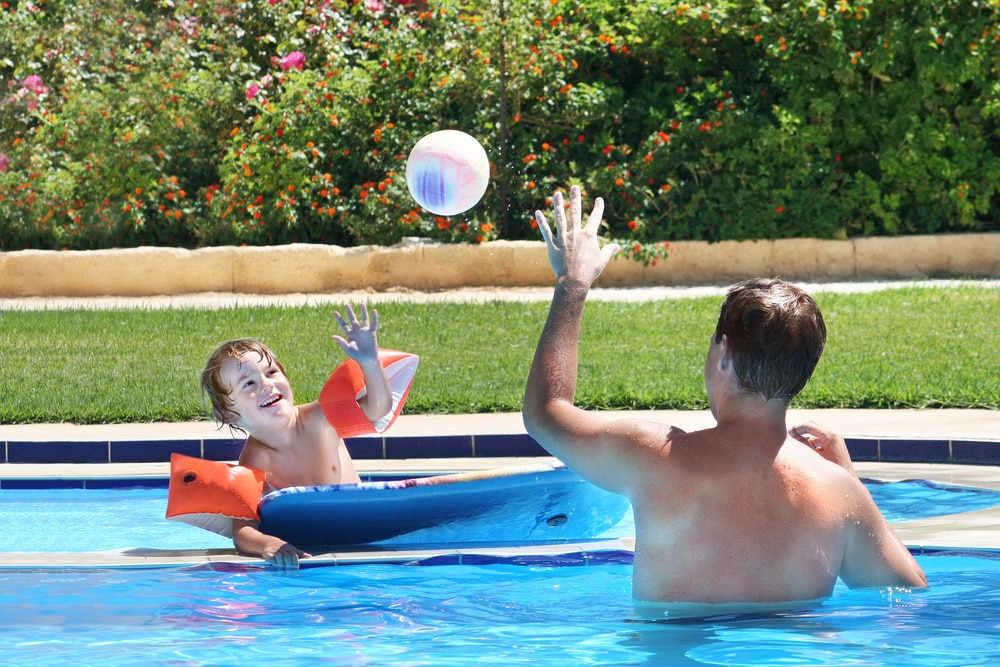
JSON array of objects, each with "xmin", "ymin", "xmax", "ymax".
[{"xmin": 627, "ymin": 425, "xmax": 863, "ymax": 603}]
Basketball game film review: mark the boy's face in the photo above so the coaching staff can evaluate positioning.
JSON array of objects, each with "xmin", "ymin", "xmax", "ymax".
[{"xmin": 218, "ymin": 351, "xmax": 294, "ymax": 430}]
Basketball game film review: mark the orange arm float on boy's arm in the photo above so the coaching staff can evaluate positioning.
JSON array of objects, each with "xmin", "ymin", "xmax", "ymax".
[
  {"xmin": 165, "ymin": 453, "xmax": 266, "ymax": 538},
  {"xmin": 319, "ymin": 349, "xmax": 419, "ymax": 438}
]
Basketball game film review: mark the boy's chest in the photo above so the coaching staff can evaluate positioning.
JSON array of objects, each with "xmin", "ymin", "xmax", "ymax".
[{"xmin": 252, "ymin": 438, "xmax": 353, "ymax": 489}]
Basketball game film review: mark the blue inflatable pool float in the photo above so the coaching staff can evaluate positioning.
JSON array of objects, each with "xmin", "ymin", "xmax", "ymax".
[{"xmin": 257, "ymin": 463, "xmax": 631, "ymax": 548}]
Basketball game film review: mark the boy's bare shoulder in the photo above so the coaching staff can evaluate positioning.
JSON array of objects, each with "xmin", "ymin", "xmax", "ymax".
[
  {"xmin": 298, "ymin": 400, "xmax": 329, "ymax": 425},
  {"xmin": 238, "ymin": 436, "xmax": 271, "ymax": 468}
]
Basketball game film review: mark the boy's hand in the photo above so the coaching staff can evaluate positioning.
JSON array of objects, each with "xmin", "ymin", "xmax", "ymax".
[
  {"xmin": 262, "ymin": 540, "xmax": 311, "ymax": 569},
  {"xmin": 332, "ymin": 302, "xmax": 393, "ymax": 423},
  {"xmin": 332, "ymin": 303, "xmax": 379, "ymax": 363}
]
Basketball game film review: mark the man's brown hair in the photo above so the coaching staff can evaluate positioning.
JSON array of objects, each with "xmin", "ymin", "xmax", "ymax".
[{"xmin": 713, "ymin": 278, "xmax": 827, "ymax": 402}]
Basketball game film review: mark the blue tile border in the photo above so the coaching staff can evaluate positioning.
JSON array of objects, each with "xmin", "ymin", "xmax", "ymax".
[
  {"xmin": 953, "ymin": 440, "xmax": 1000, "ymax": 466},
  {"xmin": 111, "ymin": 439, "xmax": 200, "ymax": 464},
  {"xmin": 7, "ymin": 440, "xmax": 109, "ymax": 464},
  {"xmin": 845, "ymin": 437, "xmax": 879, "ymax": 462},
  {"xmin": 1, "ymin": 435, "xmax": 999, "ymax": 467},
  {"xmin": 880, "ymin": 438, "xmax": 952, "ymax": 463}
]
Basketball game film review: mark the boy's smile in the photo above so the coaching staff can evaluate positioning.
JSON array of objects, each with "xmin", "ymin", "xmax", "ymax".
[{"xmin": 220, "ymin": 352, "xmax": 295, "ymax": 427}]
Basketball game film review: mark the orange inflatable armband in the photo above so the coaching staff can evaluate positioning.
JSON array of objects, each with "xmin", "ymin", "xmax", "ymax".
[
  {"xmin": 165, "ymin": 453, "xmax": 266, "ymax": 538},
  {"xmin": 320, "ymin": 349, "xmax": 419, "ymax": 438}
]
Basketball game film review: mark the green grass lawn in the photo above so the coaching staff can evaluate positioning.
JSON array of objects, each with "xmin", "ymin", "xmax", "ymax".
[{"xmin": 0, "ymin": 285, "xmax": 997, "ymax": 424}]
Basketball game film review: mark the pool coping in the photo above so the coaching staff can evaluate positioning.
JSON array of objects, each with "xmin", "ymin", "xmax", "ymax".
[{"xmin": 1, "ymin": 408, "xmax": 998, "ymax": 468}]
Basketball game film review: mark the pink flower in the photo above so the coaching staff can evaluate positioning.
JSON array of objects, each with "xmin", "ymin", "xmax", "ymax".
[
  {"xmin": 19, "ymin": 75, "xmax": 46, "ymax": 95},
  {"xmin": 0, "ymin": 153, "xmax": 9, "ymax": 173},
  {"xmin": 279, "ymin": 51, "xmax": 305, "ymax": 72},
  {"xmin": 246, "ymin": 83, "xmax": 260, "ymax": 101},
  {"xmin": 365, "ymin": 0, "xmax": 384, "ymax": 10}
]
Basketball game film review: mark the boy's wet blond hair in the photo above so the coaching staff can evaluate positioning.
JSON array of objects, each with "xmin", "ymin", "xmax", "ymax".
[{"xmin": 201, "ymin": 338, "xmax": 286, "ymax": 423}]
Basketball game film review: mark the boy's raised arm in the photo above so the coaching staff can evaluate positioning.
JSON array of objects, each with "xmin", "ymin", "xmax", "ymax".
[{"xmin": 332, "ymin": 303, "xmax": 393, "ymax": 424}]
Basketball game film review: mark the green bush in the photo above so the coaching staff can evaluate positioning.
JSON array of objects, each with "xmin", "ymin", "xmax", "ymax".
[{"xmin": 1, "ymin": 0, "xmax": 998, "ymax": 254}]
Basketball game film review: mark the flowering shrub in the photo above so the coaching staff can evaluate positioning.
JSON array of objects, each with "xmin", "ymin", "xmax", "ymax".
[{"xmin": 1, "ymin": 0, "xmax": 998, "ymax": 252}]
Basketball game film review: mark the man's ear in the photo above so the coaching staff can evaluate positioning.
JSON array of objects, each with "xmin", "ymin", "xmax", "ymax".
[{"xmin": 716, "ymin": 334, "xmax": 732, "ymax": 371}]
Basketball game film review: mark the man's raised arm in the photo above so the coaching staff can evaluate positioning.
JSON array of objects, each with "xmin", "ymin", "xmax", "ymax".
[{"xmin": 522, "ymin": 186, "xmax": 622, "ymax": 482}]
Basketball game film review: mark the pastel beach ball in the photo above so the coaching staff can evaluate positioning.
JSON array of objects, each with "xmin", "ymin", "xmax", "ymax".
[{"xmin": 405, "ymin": 130, "xmax": 490, "ymax": 216}]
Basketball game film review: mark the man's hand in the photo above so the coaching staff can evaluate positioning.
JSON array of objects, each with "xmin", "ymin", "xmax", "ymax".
[
  {"xmin": 789, "ymin": 421, "xmax": 856, "ymax": 475},
  {"xmin": 535, "ymin": 185, "xmax": 620, "ymax": 286}
]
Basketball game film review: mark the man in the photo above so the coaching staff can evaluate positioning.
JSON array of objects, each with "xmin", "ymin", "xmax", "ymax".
[{"xmin": 522, "ymin": 185, "xmax": 926, "ymax": 606}]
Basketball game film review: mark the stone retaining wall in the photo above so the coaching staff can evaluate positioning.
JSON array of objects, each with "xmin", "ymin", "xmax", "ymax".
[{"xmin": 1, "ymin": 233, "xmax": 997, "ymax": 296}]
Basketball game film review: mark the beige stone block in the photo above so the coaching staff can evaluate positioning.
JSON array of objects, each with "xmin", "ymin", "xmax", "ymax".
[
  {"xmin": 231, "ymin": 244, "xmax": 343, "ymax": 293},
  {"xmin": 854, "ymin": 233, "xmax": 1000, "ymax": 279},
  {"xmin": 768, "ymin": 237, "xmax": 856, "ymax": 281},
  {"xmin": 603, "ymin": 239, "xmax": 776, "ymax": 286},
  {"xmin": 0, "ymin": 246, "xmax": 235, "ymax": 297},
  {"xmin": 376, "ymin": 240, "xmax": 553, "ymax": 290}
]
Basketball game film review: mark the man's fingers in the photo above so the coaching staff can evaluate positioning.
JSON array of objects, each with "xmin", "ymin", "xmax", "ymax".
[
  {"xmin": 569, "ymin": 184, "xmax": 582, "ymax": 228},
  {"xmin": 536, "ymin": 210, "xmax": 555, "ymax": 246},
  {"xmin": 552, "ymin": 191, "xmax": 567, "ymax": 236},
  {"xmin": 586, "ymin": 196, "xmax": 605, "ymax": 233}
]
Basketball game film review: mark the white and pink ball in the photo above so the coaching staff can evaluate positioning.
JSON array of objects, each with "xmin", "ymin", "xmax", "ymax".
[{"xmin": 405, "ymin": 130, "xmax": 490, "ymax": 216}]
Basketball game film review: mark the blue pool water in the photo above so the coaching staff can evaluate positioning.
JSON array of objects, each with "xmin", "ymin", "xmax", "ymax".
[
  {"xmin": 1, "ymin": 552, "xmax": 999, "ymax": 665},
  {"xmin": 2, "ymin": 478, "xmax": 998, "ymax": 553},
  {"xmin": 2, "ymin": 478, "xmax": 1000, "ymax": 664}
]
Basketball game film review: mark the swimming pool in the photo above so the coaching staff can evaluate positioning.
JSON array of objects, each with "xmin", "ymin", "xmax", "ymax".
[
  {"xmin": 2, "ymin": 477, "xmax": 999, "ymax": 553},
  {"xmin": 0, "ymin": 551, "xmax": 998, "ymax": 665},
  {"xmin": 2, "ymin": 466, "xmax": 999, "ymax": 665}
]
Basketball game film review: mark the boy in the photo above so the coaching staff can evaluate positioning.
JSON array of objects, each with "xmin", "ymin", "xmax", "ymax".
[
  {"xmin": 201, "ymin": 304, "xmax": 391, "ymax": 567},
  {"xmin": 522, "ymin": 186, "xmax": 926, "ymax": 607}
]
